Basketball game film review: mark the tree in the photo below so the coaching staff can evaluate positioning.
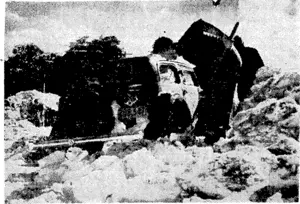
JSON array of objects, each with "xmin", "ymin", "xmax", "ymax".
[
  {"xmin": 59, "ymin": 35, "xmax": 126, "ymax": 95},
  {"xmin": 4, "ymin": 36, "xmax": 126, "ymax": 98},
  {"xmin": 50, "ymin": 35, "xmax": 126, "ymax": 139},
  {"xmin": 5, "ymin": 44, "xmax": 47, "ymax": 97},
  {"xmin": 64, "ymin": 35, "xmax": 125, "ymax": 71},
  {"xmin": 39, "ymin": 52, "xmax": 62, "ymax": 95}
]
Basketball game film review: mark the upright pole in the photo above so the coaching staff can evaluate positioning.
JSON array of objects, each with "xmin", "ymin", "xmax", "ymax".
[{"xmin": 229, "ymin": 22, "xmax": 240, "ymax": 40}]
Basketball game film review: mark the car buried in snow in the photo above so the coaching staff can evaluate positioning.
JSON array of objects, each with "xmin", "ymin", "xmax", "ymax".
[
  {"xmin": 26, "ymin": 55, "xmax": 202, "ymax": 154},
  {"xmin": 116, "ymin": 54, "xmax": 202, "ymax": 134},
  {"xmin": 152, "ymin": 56, "xmax": 201, "ymax": 117}
]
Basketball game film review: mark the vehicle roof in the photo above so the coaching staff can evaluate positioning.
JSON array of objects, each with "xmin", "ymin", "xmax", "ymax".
[
  {"xmin": 119, "ymin": 55, "xmax": 196, "ymax": 72},
  {"xmin": 158, "ymin": 60, "xmax": 195, "ymax": 72}
]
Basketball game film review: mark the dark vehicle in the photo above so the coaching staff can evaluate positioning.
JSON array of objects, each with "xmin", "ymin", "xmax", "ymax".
[{"xmin": 115, "ymin": 54, "xmax": 201, "ymax": 135}]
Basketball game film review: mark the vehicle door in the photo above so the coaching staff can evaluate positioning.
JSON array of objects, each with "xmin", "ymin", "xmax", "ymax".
[{"xmin": 179, "ymin": 69, "xmax": 200, "ymax": 116}]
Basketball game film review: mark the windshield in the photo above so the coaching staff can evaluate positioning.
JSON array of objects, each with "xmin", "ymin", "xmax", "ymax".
[{"xmin": 159, "ymin": 64, "xmax": 180, "ymax": 84}]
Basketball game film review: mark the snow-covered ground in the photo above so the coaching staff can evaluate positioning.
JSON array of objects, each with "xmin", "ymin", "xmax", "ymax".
[{"xmin": 4, "ymin": 66, "xmax": 300, "ymax": 203}]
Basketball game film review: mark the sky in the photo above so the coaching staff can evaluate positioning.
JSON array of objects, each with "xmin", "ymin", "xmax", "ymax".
[{"xmin": 4, "ymin": 0, "xmax": 300, "ymax": 72}]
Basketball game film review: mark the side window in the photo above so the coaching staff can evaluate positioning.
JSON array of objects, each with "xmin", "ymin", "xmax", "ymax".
[
  {"xmin": 159, "ymin": 64, "xmax": 180, "ymax": 84},
  {"xmin": 181, "ymin": 71, "xmax": 194, "ymax": 86}
]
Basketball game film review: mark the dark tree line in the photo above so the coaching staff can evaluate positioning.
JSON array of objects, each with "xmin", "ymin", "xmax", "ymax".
[{"xmin": 4, "ymin": 36, "xmax": 126, "ymax": 98}]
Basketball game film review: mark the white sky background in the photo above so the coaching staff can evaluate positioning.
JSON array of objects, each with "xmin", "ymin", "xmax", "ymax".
[{"xmin": 4, "ymin": 0, "xmax": 300, "ymax": 72}]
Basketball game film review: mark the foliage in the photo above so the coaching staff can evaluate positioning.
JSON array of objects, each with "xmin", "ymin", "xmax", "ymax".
[
  {"xmin": 56, "ymin": 35, "xmax": 126, "ymax": 96},
  {"xmin": 64, "ymin": 35, "xmax": 125, "ymax": 73},
  {"xmin": 5, "ymin": 44, "xmax": 46, "ymax": 97},
  {"xmin": 4, "ymin": 36, "xmax": 126, "ymax": 97}
]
